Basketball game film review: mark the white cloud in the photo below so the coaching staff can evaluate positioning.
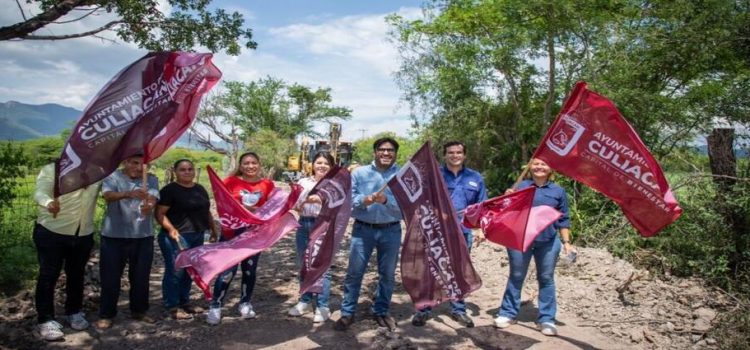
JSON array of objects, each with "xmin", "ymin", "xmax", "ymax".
[{"xmin": 0, "ymin": 6, "xmax": 423, "ymax": 142}]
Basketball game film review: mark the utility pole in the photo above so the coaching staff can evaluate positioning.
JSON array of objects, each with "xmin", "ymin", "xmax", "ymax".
[{"xmin": 357, "ymin": 128, "xmax": 366, "ymax": 140}]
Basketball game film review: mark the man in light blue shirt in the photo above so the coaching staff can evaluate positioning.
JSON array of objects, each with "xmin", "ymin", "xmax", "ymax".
[
  {"xmin": 334, "ymin": 137, "xmax": 402, "ymax": 331},
  {"xmin": 96, "ymin": 155, "xmax": 159, "ymax": 329},
  {"xmin": 411, "ymin": 141, "xmax": 487, "ymax": 328}
]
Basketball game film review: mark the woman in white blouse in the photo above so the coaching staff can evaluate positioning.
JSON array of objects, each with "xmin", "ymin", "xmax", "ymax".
[{"xmin": 288, "ymin": 152, "xmax": 336, "ymax": 322}]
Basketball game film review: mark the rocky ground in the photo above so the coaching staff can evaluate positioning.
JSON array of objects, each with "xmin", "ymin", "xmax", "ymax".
[{"xmin": 0, "ymin": 220, "xmax": 731, "ymax": 350}]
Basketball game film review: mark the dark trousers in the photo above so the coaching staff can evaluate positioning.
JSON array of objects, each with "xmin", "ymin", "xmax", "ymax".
[
  {"xmin": 33, "ymin": 223, "xmax": 94, "ymax": 323},
  {"xmin": 210, "ymin": 253, "xmax": 260, "ymax": 308},
  {"xmin": 99, "ymin": 236, "xmax": 154, "ymax": 319}
]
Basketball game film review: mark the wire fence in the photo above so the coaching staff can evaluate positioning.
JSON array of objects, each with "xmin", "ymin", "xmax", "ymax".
[{"xmin": 0, "ymin": 166, "xmax": 218, "ymax": 239}]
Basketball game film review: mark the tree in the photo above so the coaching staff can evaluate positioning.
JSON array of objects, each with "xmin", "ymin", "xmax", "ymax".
[
  {"xmin": 388, "ymin": 0, "xmax": 749, "ymax": 189},
  {"xmin": 243, "ymin": 129, "xmax": 297, "ymax": 180},
  {"xmin": 1, "ymin": 0, "xmax": 257, "ymax": 55},
  {"xmin": 189, "ymin": 77, "xmax": 352, "ymax": 174}
]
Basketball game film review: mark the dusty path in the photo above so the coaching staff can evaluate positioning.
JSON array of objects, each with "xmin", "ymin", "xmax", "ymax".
[{"xmin": 0, "ymin": 221, "xmax": 726, "ymax": 349}]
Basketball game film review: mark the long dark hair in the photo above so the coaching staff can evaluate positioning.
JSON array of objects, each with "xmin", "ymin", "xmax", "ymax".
[
  {"xmin": 234, "ymin": 152, "xmax": 261, "ymax": 177},
  {"xmin": 312, "ymin": 151, "xmax": 335, "ymax": 171}
]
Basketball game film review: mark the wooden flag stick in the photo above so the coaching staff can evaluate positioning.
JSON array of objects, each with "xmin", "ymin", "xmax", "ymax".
[
  {"xmin": 141, "ymin": 163, "xmax": 148, "ymax": 192},
  {"xmin": 511, "ymin": 158, "xmax": 534, "ymax": 190},
  {"xmin": 375, "ymin": 181, "xmax": 389, "ymax": 195}
]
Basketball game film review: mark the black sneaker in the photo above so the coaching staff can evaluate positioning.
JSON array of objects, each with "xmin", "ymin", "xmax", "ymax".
[
  {"xmin": 334, "ymin": 315, "xmax": 354, "ymax": 331},
  {"xmin": 411, "ymin": 312, "xmax": 430, "ymax": 327},
  {"xmin": 451, "ymin": 313, "xmax": 475, "ymax": 328}
]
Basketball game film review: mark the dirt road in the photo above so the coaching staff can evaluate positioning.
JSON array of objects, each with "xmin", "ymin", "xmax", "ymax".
[{"xmin": 0, "ymin": 222, "xmax": 725, "ymax": 349}]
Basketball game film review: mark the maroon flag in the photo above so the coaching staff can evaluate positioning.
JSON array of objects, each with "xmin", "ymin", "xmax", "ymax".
[
  {"xmin": 299, "ymin": 167, "xmax": 352, "ymax": 294},
  {"xmin": 533, "ymin": 82, "xmax": 682, "ymax": 236},
  {"xmin": 176, "ymin": 213, "xmax": 300, "ymax": 299},
  {"xmin": 207, "ymin": 165, "xmax": 302, "ymax": 239},
  {"xmin": 388, "ymin": 142, "xmax": 482, "ymax": 310},
  {"xmin": 55, "ymin": 52, "xmax": 221, "ymax": 196},
  {"xmin": 463, "ymin": 187, "xmax": 562, "ymax": 252}
]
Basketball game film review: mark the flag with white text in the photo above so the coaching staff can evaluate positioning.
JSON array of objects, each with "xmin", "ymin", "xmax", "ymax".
[
  {"xmin": 56, "ymin": 52, "xmax": 221, "ymax": 196},
  {"xmin": 299, "ymin": 166, "xmax": 352, "ymax": 294},
  {"xmin": 388, "ymin": 142, "xmax": 481, "ymax": 310},
  {"xmin": 207, "ymin": 165, "xmax": 302, "ymax": 239},
  {"xmin": 533, "ymin": 81, "xmax": 681, "ymax": 236}
]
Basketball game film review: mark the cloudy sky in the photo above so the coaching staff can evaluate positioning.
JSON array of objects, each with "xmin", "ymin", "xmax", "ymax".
[{"xmin": 0, "ymin": 0, "xmax": 424, "ymax": 141}]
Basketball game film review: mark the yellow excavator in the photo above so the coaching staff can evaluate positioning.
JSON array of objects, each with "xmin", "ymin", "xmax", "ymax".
[{"xmin": 284, "ymin": 123, "xmax": 353, "ymax": 181}]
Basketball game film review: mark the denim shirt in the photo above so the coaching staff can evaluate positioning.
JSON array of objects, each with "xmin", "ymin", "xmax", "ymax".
[
  {"xmin": 440, "ymin": 165, "xmax": 488, "ymax": 233},
  {"xmin": 351, "ymin": 161, "xmax": 402, "ymax": 223},
  {"xmin": 518, "ymin": 179, "xmax": 571, "ymax": 242}
]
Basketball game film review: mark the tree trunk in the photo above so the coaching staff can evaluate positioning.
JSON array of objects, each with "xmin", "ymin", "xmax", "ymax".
[
  {"xmin": 706, "ymin": 128, "xmax": 746, "ymax": 273},
  {"xmin": 707, "ymin": 128, "xmax": 736, "ymax": 191}
]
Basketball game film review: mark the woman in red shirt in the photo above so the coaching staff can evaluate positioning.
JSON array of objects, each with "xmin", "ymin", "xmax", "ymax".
[{"xmin": 206, "ymin": 152, "xmax": 275, "ymax": 325}]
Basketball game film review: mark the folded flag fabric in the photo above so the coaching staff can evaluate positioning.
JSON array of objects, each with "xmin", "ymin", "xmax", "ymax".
[
  {"xmin": 464, "ymin": 187, "xmax": 561, "ymax": 252},
  {"xmin": 299, "ymin": 166, "xmax": 352, "ymax": 294}
]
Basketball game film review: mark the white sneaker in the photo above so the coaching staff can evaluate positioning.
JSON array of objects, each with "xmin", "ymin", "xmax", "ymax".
[
  {"xmin": 493, "ymin": 315, "xmax": 516, "ymax": 329},
  {"xmin": 313, "ymin": 307, "xmax": 331, "ymax": 323},
  {"xmin": 539, "ymin": 322, "xmax": 558, "ymax": 336},
  {"xmin": 37, "ymin": 320, "xmax": 64, "ymax": 341},
  {"xmin": 206, "ymin": 307, "xmax": 222, "ymax": 325},
  {"xmin": 67, "ymin": 312, "xmax": 89, "ymax": 331},
  {"xmin": 238, "ymin": 302, "xmax": 256, "ymax": 319},
  {"xmin": 288, "ymin": 301, "xmax": 313, "ymax": 317}
]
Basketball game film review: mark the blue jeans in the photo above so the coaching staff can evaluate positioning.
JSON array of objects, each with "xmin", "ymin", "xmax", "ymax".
[
  {"xmin": 210, "ymin": 230, "xmax": 261, "ymax": 308},
  {"xmin": 418, "ymin": 230, "xmax": 472, "ymax": 315},
  {"xmin": 295, "ymin": 217, "xmax": 332, "ymax": 308},
  {"xmin": 157, "ymin": 230, "xmax": 205, "ymax": 309},
  {"xmin": 340, "ymin": 221, "xmax": 402, "ymax": 317},
  {"xmin": 497, "ymin": 238, "xmax": 561, "ymax": 323}
]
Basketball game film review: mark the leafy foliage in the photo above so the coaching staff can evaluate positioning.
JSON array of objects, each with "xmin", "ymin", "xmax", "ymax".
[
  {"xmin": 0, "ymin": 143, "xmax": 32, "ymax": 292},
  {"xmin": 1, "ymin": 0, "xmax": 257, "ymax": 55},
  {"xmin": 190, "ymin": 77, "xmax": 352, "ymax": 174},
  {"xmin": 0, "ymin": 143, "xmax": 28, "ymax": 210},
  {"xmin": 389, "ymin": 1, "xmax": 750, "ymax": 346}
]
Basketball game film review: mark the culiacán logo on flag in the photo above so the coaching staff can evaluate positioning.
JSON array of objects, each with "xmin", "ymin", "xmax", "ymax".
[
  {"xmin": 546, "ymin": 114, "xmax": 586, "ymax": 156},
  {"xmin": 396, "ymin": 161, "xmax": 423, "ymax": 203}
]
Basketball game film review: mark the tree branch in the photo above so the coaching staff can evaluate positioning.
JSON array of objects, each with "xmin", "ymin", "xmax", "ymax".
[
  {"xmin": 22, "ymin": 20, "xmax": 123, "ymax": 41},
  {"xmin": 14, "ymin": 0, "xmax": 27, "ymax": 21},
  {"xmin": 53, "ymin": 6, "xmax": 102, "ymax": 24},
  {"xmin": 0, "ymin": 0, "xmax": 95, "ymax": 41}
]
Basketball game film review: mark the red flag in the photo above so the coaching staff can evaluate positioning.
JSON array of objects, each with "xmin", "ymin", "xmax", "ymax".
[
  {"xmin": 207, "ymin": 165, "xmax": 302, "ymax": 239},
  {"xmin": 533, "ymin": 82, "xmax": 682, "ymax": 237},
  {"xmin": 176, "ymin": 213, "xmax": 300, "ymax": 299},
  {"xmin": 388, "ymin": 142, "xmax": 481, "ymax": 310},
  {"xmin": 55, "ymin": 52, "xmax": 221, "ymax": 196},
  {"xmin": 463, "ymin": 187, "xmax": 562, "ymax": 252},
  {"xmin": 299, "ymin": 166, "xmax": 352, "ymax": 294}
]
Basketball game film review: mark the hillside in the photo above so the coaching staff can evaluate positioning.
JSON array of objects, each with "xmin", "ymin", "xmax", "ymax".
[
  {"xmin": 0, "ymin": 101, "xmax": 224, "ymax": 149},
  {"xmin": 0, "ymin": 101, "xmax": 82, "ymax": 140}
]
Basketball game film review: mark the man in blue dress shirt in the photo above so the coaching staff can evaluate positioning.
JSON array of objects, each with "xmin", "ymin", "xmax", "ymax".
[
  {"xmin": 411, "ymin": 140, "xmax": 487, "ymax": 328},
  {"xmin": 334, "ymin": 137, "xmax": 403, "ymax": 331}
]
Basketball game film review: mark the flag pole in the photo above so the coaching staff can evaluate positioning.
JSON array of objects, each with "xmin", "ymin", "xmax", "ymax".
[
  {"xmin": 511, "ymin": 158, "xmax": 534, "ymax": 190},
  {"xmin": 141, "ymin": 163, "xmax": 149, "ymax": 217}
]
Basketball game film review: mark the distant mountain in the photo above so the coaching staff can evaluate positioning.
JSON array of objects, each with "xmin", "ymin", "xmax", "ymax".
[
  {"xmin": 0, "ymin": 101, "xmax": 82, "ymax": 140},
  {"xmin": 0, "ymin": 101, "xmax": 230, "ymax": 150}
]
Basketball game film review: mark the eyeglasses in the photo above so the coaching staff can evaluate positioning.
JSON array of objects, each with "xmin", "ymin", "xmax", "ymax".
[{"xmin": 376, "ymin": 148, "xmax": 396, "ymax": 153}]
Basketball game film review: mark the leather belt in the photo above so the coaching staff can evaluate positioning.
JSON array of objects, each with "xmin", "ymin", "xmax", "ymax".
[{"xmin": 355, "ymin": 220, "xmax": 400, "ymax": 229}]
